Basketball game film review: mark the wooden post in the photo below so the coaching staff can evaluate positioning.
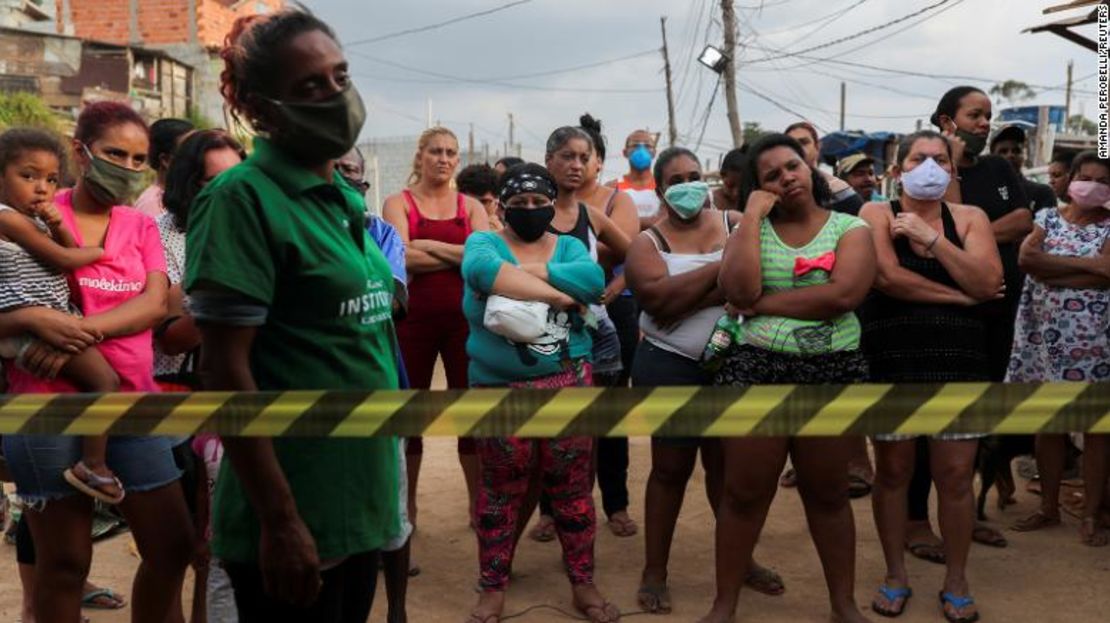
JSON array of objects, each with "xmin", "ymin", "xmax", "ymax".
[
  {"xmin": 661, "ymin": 16, "xmax": 679, "ymax": 147},
  {"xmin": 721, "ymin": 0, "xmax": 743, "ymax": 148}
]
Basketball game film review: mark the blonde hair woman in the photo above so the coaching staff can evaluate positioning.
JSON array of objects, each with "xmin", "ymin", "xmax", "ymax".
[{"xmin": 382, "ymin": 127, "xmax": 489, "ymax": 535}]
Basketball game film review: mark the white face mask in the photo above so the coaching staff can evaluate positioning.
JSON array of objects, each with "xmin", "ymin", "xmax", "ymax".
[{"xmin": 899, "ymin": 157, "xmax": 951, "ymax": 201}]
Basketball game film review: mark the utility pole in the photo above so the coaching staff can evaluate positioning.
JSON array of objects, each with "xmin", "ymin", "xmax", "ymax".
[
  {"xmin": 425, "ymin": 98, "xmax": 433, "ymax": 128},
  {"xmin": 468, "ymin": 123, "xmax": 475, "ymax": 164},
  {"xmin": 1065, "ymin": 59, "xmax": 1074, "ymax": 124},
  {"xmin": 839, "ymin": 82, "xmax": 846, "ymax": 131},
  {"xmin": 508, "ymin": 113, "xmax": 516, "ymax": 156},
  {"xmin": 721, "ymin": 0, "xmax": 743, "ymax": 148},
  {"xmin": 660, "ymin": 16, "xmax": 678, "ymax": 147}
]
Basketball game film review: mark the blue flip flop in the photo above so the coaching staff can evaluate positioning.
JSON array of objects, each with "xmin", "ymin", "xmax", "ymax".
[
  {"xmin": 939, "ymin": 591, "xmax": 980, "ymax": 623},
  {"xmin": 871, "ymin": 585, "xmax": 912, "ymax": 618}
]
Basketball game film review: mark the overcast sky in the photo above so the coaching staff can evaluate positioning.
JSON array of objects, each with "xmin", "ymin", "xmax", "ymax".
[{"xmin": 305, "ymin": 0, "xmax": 1099, "ymax": 169}]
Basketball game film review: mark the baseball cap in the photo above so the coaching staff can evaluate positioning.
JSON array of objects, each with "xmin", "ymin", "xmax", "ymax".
[
  {"xmin": 990, "ymin": 125, "xmax": 1026, "ymax": 149},
  {"xmin": 836, "ymin": 153, "xmax": 875, "ymax": 178}
]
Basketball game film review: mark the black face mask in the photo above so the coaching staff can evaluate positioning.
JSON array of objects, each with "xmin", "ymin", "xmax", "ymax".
[
  {"xmin": 956, "ymin": 129, "xmax": 987, "ymax": 158},
  {"xmin": 504, "ymin": 205, "xmax": 555, "ymax": 242}
]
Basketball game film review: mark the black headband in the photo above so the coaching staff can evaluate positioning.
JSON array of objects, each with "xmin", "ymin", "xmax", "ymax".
[{"xmin": 499, "ymin": 169, "xmax": 557, "ymax": 205}]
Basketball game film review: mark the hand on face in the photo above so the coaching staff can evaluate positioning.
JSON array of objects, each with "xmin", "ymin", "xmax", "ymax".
[
  {"xmin": 940, "ymin": 119, "xmax": 967, "ymax": 164},
  {"xmin": 744, "ymin": 189, "xmax": 779, "ymax": 219},
  {"xmin": 32, "ymin": 202, "xmax": 64, "ymax": 229}
]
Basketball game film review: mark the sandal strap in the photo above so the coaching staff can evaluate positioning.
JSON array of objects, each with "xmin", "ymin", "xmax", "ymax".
[
  {"xmin": 878, "ymin": 585, "xmax": 912, "ymax": 601},
  {"xmin": 75, "ymin": 463, "xmax": 121, "ymax": 488},
  {"xmin": 941, "ymin": 592, "xmax": 976, "ymax": 609}
]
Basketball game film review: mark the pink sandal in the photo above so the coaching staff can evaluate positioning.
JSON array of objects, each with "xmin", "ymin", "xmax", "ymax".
[{"xmin": 63, "ymin": 462, "xmax": 125, "ymax": 504}]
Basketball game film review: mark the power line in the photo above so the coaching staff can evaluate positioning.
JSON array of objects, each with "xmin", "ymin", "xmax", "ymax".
[
  {"xmin": 695, "ymin": 76, "xmax": 723, "ymax": 151},
  {"xmin": 355, "ymin": 48, "xmax": 652, "ymax": 84},
  {"xmin": 736, "ymin": 0, "xmax": 796, "ymax": 10},
  {"xmin": 738, "ymin": 78, "xmax": 930, "ymax": 120},
  {"xmin": 808, "ymin": 0, "xmax": 970, "ymax": 62},
  {"xmin": 674, "ymin": 0, "xmax": 710, "ymax": 110},
  {"xmin": 772, "ymin": 0, "xmax": 872, "ymax": 50},
  {"xmin": 682, "ymin": 9, "xmax": 718, "ymax": 134},
  {"xmin": 346, "ymin": 0, "xmax": 535, "ymax": 46},
  {"xmin": 741, "ymin": 20, "xmax": 838, "ymax": 130},
  {"xmin": 350, "ymin": 50, "xmax": 660, "ymax": 94},
  {"xmin": 368, "ymin": 101, "xmax": 426, "ymax": 125},
  {"xmin": 744, "ymin": 0, "xmax": 957, "ymax": 64},
  {"xmin": 757, "ymin": 0, "xmax": 871, "ymax": 36},
  {"xmin": 493, "ymin": 49, "xmax": 659, "ymax": 82},
  {"xmin": 737, "ymin": 81, "xmax": 829, "ymax": 133},
  {"xmin": 743, "ymin": 47, "xmax": 1099, "ymax": 96}
]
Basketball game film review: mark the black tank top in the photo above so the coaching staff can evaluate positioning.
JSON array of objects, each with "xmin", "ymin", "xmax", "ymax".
[
  {"xmin": 547, "ymin": 203, "xmax": 595, "ymax": 251},
  {"xmin": 860, "ymin": 200, "xmax": 988, "ymax": 382},
  {"xmin": 890, "ymin": 199, "xmax": 962, "ymax": 288}
]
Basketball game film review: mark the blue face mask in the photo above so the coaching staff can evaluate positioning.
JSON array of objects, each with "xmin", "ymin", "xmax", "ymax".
[
  {"xmin": 664, "ymin": 181, "xmax": 710, "ymax": 220},
  {"xmin": 900, "ymin": 157, "xmax": 951, "ymax": 201},
  {"xmin": 629, "ymin": 145, "xmax": 653, "ymax": 171}
]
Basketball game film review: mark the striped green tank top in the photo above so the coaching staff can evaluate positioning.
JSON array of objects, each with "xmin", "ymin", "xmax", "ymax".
[{"xmin": 741, "ymin": 211, "xmax": 868, "ymax": 355}]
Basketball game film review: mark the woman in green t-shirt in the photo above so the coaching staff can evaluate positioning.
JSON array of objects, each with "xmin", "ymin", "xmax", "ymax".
[
  {"xmin": 698, "ymin": 134, "xmax": 877, "ymax": 623},
  {"xmin": 461, "ymin": 163, "xmax": 619, "ymax": 623},
  {"xmin": 183, "ymin": 9, "xmax": 401, "ymax": 622}
]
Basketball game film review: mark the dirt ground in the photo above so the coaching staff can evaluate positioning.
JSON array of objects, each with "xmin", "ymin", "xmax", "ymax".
[
  {"xmin": 2, "ymin": 435, "xmax": 1109, "ymax": 623},
  {"xmin": 2, "ymin": 355, "xmax": 1109, "ymax": 622}
]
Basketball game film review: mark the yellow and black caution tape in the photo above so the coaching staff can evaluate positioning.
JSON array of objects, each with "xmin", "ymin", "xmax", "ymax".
[{"xmin": 0, "ymin": 383, "xmax": 1108, "ymax": 438}]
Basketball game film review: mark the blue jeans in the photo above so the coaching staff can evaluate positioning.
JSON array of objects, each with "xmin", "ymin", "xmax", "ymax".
[{"xmin": 2, "ymin": 435, "xmax": 181, "ymax": 504}]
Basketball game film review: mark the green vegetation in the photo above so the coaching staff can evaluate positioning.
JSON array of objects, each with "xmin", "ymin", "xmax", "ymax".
[
  {"xmin": 0, "ymin": 92, "xmax": 61, "ymax": 132},
  {"xmin": 185, "ymin": 105, "xmax": 217, "ymax": 130}
]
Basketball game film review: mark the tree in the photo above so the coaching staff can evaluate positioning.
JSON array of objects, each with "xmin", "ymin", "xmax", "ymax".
[
  {"xmin": 989, "ymin": 80, "xmax": 1036, "ymax": 108},
  {"xmin": 742, "ymin": 121, "xmax": 767, "ymax": 146},
  {"xmin": 1067, "ymin": 114, "xmax": 1097, "ymax": 136}
]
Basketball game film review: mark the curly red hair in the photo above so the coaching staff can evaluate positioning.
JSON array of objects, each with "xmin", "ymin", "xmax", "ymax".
[{"xmin": 74, "ymin": 101, "xmax": 148, "ymax": 146}]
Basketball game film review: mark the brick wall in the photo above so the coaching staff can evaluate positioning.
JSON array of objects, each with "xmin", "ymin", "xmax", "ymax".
[
  {"xmin": 197, "ymin": 0, "xmax": 284, "ymax": 48},
  {"xmin": 60, "ymin": 0, "xmax": 284, "ymax": 48},
  {"xmin": 136, "ymin": 0, "xmax": 190, "ymax": 45},
  {"xmin": 64, "ymin": 0, "xmax": 131, "ymax": 43}
]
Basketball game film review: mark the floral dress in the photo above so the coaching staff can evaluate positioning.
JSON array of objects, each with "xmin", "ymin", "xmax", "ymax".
[{"xmin": 1007, "ymin": 208, "xmax": 1110, "ymax": 382}]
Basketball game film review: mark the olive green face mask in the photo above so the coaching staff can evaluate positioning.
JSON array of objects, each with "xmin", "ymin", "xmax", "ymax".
[
  {"xmin": 264, "ymin": 85, "xmax": 367, "ymax": 163},
  {"xmin": 81, "ymin": 145, "xmax": 145, "ymax": 206}
]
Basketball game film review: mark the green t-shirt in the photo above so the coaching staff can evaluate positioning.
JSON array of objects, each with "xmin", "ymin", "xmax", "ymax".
[
  {"xmin": 741, "ymin": 211, "xmax": 868, "ymax": 355},
  {"xmin": 462, "ymin": 232, "xmax": 604, "ymax": 386},
  {"xmin": 184, "ymin": 138, "xmax": 400, "ymax": 563}
]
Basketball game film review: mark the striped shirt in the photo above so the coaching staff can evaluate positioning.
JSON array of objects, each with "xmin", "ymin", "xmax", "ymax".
[
  {"xmin": 741, "ymin": 211, "xmax": 867, "ymax": 355},
  {"xmin": 0, "ymin": 204, "xmax": 71, "ymax": 313}
]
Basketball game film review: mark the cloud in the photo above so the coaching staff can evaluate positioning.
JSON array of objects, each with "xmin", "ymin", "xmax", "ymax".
[{"xmin": 307, "ymin": 0, "xmax": 1097, "ymax": 170}]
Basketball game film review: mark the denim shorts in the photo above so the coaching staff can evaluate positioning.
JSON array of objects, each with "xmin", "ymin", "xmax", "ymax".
[
  {"xmin": 1, "ymin": 435, "xmax": 182, "ymax": 505},
  {"xmin": 632, "ymin": 340, "xmax": 714, "ymax": 448}
]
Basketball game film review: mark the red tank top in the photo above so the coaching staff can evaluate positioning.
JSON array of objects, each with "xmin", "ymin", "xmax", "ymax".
[{"xmin": 403, "ymin": 189, "xmax": 471, "ymax": 317}]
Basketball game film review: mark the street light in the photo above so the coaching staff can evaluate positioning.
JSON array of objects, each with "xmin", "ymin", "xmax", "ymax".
[{"xmin": 697, "ymin": 45, "xmax": 729, "ymax": 74}]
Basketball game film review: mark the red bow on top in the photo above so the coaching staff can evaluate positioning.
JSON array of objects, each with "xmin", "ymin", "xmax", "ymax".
[{"xmin": 794, "ymin": 251, "xmax": 836, "ymax": 277}]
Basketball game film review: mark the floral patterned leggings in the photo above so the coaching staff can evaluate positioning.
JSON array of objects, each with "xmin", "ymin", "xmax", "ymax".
[{"xmin": 474, "ymin": 360, "xmax": 596, "ymax": 592}]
